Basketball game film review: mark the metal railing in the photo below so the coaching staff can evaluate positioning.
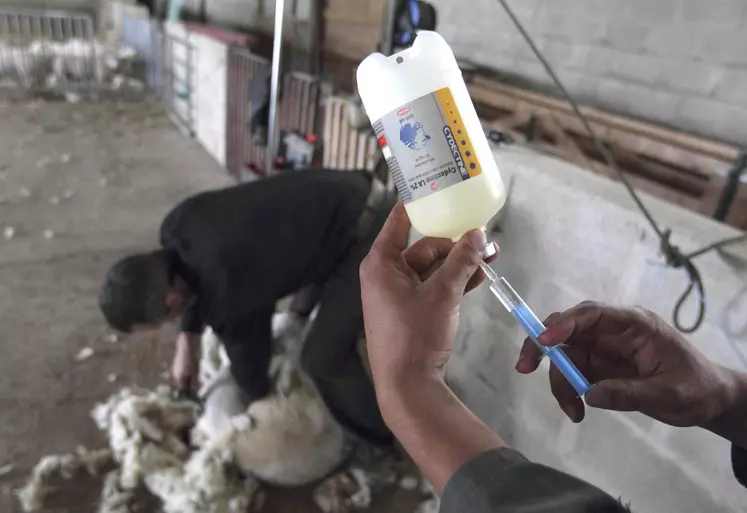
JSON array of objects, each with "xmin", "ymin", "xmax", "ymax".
[
  {"xmin": 227, "ymin": 46, "xmax": 322, "ymax": 180},
  {"xmin": 322, "ymin": 96, "xmax": 379, "ymax": 171},
  {"xmin": 163, "ymin": 31, "xmax": 194, "ymax": 136},
  {"xmin": 0, "ymin": 7, "xmax": 97, "ymax": 92}
]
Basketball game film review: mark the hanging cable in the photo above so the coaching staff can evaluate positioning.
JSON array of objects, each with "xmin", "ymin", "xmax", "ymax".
[{"xmin": 495, "ymin": 0, "xmax": 746, "ymax": 333}]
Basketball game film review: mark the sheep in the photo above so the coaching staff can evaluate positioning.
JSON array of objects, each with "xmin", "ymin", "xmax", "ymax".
[
  {"xmin": 20, "ymin": 323, "xmax": 417, "ymax": 513},
  {"xmin": 0, "ymin": 41, "xmax": 49, "ymax": 88},
  {"xmin": 44, "ymin": 39, "xmax": 140, "ymax": 90},
  {"xmin": 195, "ymin": 327, "xmax": 352, "ymax": 486}
]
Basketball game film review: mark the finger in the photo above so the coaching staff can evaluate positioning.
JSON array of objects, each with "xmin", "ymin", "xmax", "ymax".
[
  {"xmin": 536, "ymin": 301, "xmax": 606, "ymax": 347},
  {"xmin": 537, "ymin": 303, "xmax": 653, "ymax": 362},
  {"xmin": 515, "ymin": 312, "xmax": 561, "ymax": 373},
  {"xmin": 429, "ymin": 230, "xmax": 486, "ymax": 296},
  {"xmin": 549, "ymin": 356, "xmax": 586, "ymax": 423},
  {"xmin": 414, "ymin": 242, "xmax": 498, "ymax": 293},
  {"xmin": 464, "ymin": 243, "xmax": 499, "ymax": 294},
  {"xmin": 515, "ymin": 339, "xmax": 544, "ymax": 374},
  {"xmin": 369, "ymin": 203, "xmax": 411, "ymax": 259},
  {"xmin": 585, "ymin": 377, "xmax": 656, "ymax": 413},
  {"xmin": 403, "ymin": 237, "xmax": 454, "ymax": 275}
]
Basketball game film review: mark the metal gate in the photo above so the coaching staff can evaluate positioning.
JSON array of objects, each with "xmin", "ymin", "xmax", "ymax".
[
  {"xmin": 322, "ymin": 96, "xmax": 380, "ymax": 171},
  {"xmin": 163, "ymin": 31, "xmax": 194, "ymax": 136},
  {"xmin": 227, "ymin": 46, "xmax": 321, "ymax": 181},
  {"xmin": 0, "ymin": 7, "xmax": 97, "ymax": 93}
]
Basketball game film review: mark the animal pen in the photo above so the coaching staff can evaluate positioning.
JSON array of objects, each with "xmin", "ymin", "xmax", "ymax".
[
  {"xmin": 0, "ymin": 7, "xmax": 97, "ymax": 93},
  {"xmin": 0, "ymin": 6, "xmax": 165, "ymax": 101},
  {"xmin": 226, "ymin": 45, "xmax": 380, "ymax": 181}
]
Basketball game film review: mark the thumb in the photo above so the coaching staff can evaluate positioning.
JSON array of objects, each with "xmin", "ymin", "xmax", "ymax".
[
  {"xmin": 585, "ymin": 378, "xmax": 656, "ymax": 413},
  {"xmin": 431, "ymin": 230, "xmax": 486, "ymax": 295}
]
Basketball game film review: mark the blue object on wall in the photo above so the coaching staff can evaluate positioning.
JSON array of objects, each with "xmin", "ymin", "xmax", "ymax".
[{"xmin": 167, "ymin": 0, "xmax": 186, "ymax": 21}]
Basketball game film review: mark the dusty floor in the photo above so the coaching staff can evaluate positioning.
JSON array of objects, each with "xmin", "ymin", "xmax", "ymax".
[{"xmin": 0, "ymin": 100, "xmax": 419, "ymax": 512}]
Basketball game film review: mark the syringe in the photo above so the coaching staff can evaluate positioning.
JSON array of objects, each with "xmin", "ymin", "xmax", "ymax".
[{"xmin": 480, "ymin": 261, "xmax": 592, "ymax": 397}]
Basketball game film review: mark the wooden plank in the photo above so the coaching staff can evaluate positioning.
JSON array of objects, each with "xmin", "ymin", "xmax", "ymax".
[
  {"xmin": 356, "ymin": 132, "xmax": 368, "ymax": 169},
  {"xmin": 338, "ymin": 102, "xmax": 351, "ymax": 168},
  {"xmin": 306, "ymin": 83, "xmax": 318, "ymax": 135},
  {"xmin": 471, "ymin": 76, "xmax": 739, "ymax": 162},
  {"xmin": 324, "ymin": 0, "xmax": 386, "ymax": 25},
  {"xmin": 470, "ymin": 78, "xmax": 737, "ymax": 188},
  {"xmin": 569, "ymin": 136, "xmax": 708, "ymax": 197},
  {"xmin": 481, "ymin": 118, "xmax": 524, "ymax": 144},
  {"xmin": 346, "ymin": 126, "xmax": 359, "ymax": 169},
  {"xmin": 366, "ymin": 136, "xmax": 379, "ymax": 171},
  {"xmin": 538, "ymin": 114, "xmax": 593, "ymax": 170},
  {"xmin": 329, "ymin": 99, "xmax": 344, "ymax": 168},
  {"xmin": 323, "ymin": 21, "xmax": 382, "ymax": 61},
  {"xmin": 323, "ymin": 97, "xmax": 335, "ymax": 167},
  {"xmin": 299, "ymin": 78, "xmax": 311, "ymax": 135}
]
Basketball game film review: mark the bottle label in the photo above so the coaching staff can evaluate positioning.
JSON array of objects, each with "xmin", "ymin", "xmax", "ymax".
[{"xmin": 372, "ymin": 87, "xmax": 482, "ymax": 204}]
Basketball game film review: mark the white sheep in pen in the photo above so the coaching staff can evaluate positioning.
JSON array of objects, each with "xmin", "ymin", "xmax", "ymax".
[
  {"xmin": 0, "ymin": 41, "xmax": 49, "ymax": 88},
  {"xmin": 0, "ymin": 39, "xmax": 140, "ymax": 92}
]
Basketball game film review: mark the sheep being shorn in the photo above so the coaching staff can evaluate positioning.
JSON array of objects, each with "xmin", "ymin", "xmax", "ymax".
[{"xmin": 20, "ymin": 324, "xmax": 434, "ymax": 513}]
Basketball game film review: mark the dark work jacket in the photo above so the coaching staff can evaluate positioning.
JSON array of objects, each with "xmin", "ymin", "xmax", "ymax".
[
  {"xmin": 444, "ymin": 446, "xmax": 747, "ymax": 512},
  {"xmin": 160, "ymin": 169, "xmax": 371, "ymax": 397},
  {"xmin": 442, "ymin": 448, "xmax": 628, "ymax": 513},
  {"xmin": 734, "ymin": 444, "xmax": 747, "ymax": 488}
]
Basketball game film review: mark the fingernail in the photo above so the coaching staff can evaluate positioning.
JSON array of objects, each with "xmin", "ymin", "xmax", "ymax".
[{"xmin": 466, "ymin": 230, "xmax": 487, "ymax": 251}]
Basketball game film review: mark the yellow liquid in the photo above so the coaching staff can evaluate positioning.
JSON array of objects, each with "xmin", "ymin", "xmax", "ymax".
[{"xmin": 405, "ymin": 171, "xmax": 506, "ymax": 241}]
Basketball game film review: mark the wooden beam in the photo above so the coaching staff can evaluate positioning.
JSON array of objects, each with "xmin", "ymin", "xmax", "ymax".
[{"xmin": 471, "ymin": 76, "xmax": 740, "ymax": 163}]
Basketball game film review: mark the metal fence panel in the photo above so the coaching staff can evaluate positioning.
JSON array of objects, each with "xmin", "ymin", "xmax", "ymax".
[
  {"xmin": 0, "ymin": 7, "xmax": 97, "ymax": 93},
  {"xmin": 163, "ymin": 31, "xmax": 194, "ymax": 136},
  {"xmin": 226, "ymin": 46, "xmax": 324, "ymax": 181},
  {"xmin": 322, "ymin": 95, "xmax": 379, "ymax": 171}
]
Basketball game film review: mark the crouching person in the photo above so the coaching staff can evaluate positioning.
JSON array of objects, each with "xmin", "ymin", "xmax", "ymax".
[{"xmin": 98, "ymin": 168, "xmax": 395, "ymax": 449}]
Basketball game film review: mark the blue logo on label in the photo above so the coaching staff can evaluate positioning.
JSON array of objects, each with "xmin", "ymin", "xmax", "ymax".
[{"xmin": 400, "ymin": 122, "xmax": 431, "ymax": 150}]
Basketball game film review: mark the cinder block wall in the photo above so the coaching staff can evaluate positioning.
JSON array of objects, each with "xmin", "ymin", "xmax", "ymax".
[
  {"xmin": 429, "ymin": 0, "xmax": 747, "ymax": 145},
  {"xmin": 450, "ymin": 146, "xmax": 747, "ymax": 512}
]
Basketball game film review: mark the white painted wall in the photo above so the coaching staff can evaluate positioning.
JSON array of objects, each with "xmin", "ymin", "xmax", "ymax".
[
  {"xmin": 449, "ymin": 146, "xmax": 747, "ymax": 512},
  {"xmin": 164, "ymin": 21, "xmax": 227, "ymax": 167},
  {"xmin": 429, "ymin": 0, "xmax": 747, "ymax": 145}
]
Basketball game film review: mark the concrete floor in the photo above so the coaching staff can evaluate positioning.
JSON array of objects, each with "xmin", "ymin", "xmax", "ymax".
[{"xmin": 0, "ymin": 100, "xmax": 419, "ymax": 512}]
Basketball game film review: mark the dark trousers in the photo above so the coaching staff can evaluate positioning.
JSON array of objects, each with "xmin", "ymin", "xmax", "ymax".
[{"xmin": 298, "ymin": 195, "xmax": 396, "ymax": 446}]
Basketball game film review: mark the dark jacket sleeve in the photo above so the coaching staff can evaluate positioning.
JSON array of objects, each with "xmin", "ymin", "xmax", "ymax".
[
  {"xmin": 219, "ymin": 308, "xmax": 274, "ymax": 401},
  {"xmin": 180, "ymin": 303, "xmax": 205, "ymax": 334},
  {"xmin": 441, "ymin": 448, "xmax": 628, "ymax": 513},
  {"xmin": 733, "ymin": 444, "xmax": 747, "ymax": 488}
]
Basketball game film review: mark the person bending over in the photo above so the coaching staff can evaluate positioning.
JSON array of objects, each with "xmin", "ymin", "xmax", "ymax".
[
  {"xmin": 359, "ymin": 204, "xmax": 747, "ymax": 512},
  {"xmin": 99, "ymin": 168, "xmax": 395, "ymax": 448}
]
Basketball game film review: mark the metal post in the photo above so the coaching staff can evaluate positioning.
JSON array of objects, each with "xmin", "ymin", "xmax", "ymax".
[
  {"xmin": 714, "ymin": 152, "xmax": 747, "ymax": 222},
  {"xmin": 381, "ymin": 0, "xmax": 399, "ymax": 55},
  {"xmin": 266, "ymin": 0, "xmax": 286, "ymax": 174}
]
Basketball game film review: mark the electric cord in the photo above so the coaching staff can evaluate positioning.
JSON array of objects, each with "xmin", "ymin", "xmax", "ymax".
[{"xmin": 496, "ymin": 0, "xmax": 746, "ymax": 333}]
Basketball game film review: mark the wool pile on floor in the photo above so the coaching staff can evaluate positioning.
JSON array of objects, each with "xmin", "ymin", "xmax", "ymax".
[{"xmin": 17, "ymin": 327, "xmax": 440, "ymax": 512}]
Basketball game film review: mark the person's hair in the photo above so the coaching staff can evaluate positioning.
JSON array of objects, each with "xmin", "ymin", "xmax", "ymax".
[{"xmin": 98, "ymin": 250, "xmax": 174, "ymax": 333}]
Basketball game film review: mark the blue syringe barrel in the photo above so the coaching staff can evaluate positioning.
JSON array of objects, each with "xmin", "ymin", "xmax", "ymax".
[{"xmin": 488, "ymin": 277, "xmax": 592, "ymax": 397}]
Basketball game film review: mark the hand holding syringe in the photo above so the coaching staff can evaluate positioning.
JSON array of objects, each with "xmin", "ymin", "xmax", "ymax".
[{"xmin": 479, "ymin": 260, "xmax": 592, "ymax": 397}]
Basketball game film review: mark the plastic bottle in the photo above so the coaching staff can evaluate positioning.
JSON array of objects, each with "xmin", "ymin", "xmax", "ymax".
[{"xmin": 357, "ymin": 31, "xmax": 506, "ymax": 241}]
